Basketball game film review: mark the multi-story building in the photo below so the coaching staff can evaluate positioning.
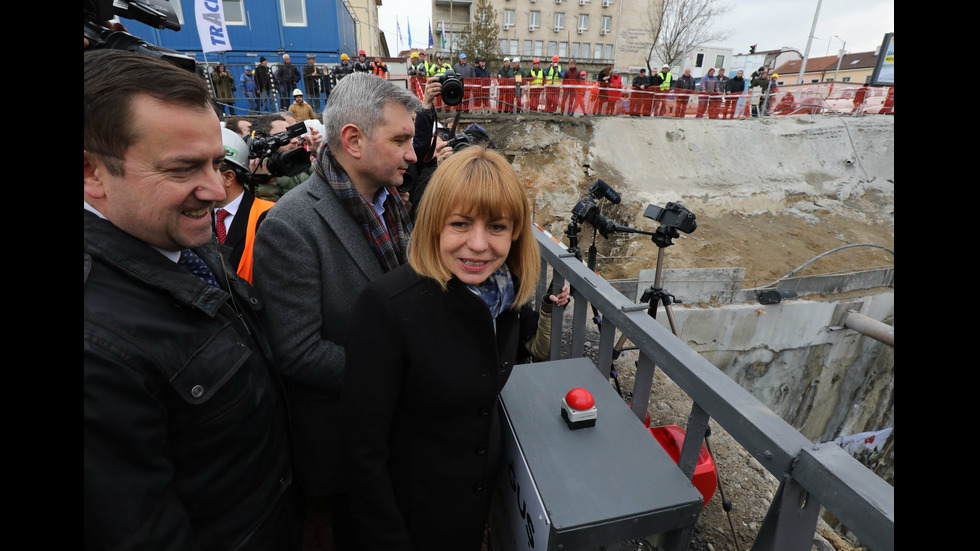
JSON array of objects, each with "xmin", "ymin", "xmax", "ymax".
[{"xmin": 432, "ymin": 0, "xmax": 657, "ymax": 77}]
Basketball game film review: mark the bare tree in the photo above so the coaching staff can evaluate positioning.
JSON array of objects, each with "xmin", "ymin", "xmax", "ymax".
[
  {"xmin": 645, "ymin": 0, "xmax": 732, "ymax": 72},
  {"xmin": 455, "ymin": 0, "xmax": 500, "ymax": 64}
]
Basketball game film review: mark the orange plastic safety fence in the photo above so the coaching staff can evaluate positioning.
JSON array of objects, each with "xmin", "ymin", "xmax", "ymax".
[{"xmin": 401, "ymin": 75, "xmax": 893, "ymax": 118}]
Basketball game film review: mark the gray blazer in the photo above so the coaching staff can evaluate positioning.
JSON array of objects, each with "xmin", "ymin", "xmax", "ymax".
[{"xmin": 252, "ymin": 167, "xmax": 386, "ymax": 496}]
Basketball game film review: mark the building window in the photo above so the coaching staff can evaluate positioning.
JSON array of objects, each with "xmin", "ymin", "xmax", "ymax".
[
  {"xmin": 280, "ymin": 0, "xmax": 306, "ymax": 26},
  {"xmin": 534, "ymin": 40, "xmax": 544, "ymax": 56},
  {"xmin": 603, "ymin": 44, "xmax": 613, "ymax": 60},
  {"xmin": 558, "ymin": 41, "xmax": 568, "ymax": 57},
  {"xmin": 222, "ymin": 1, "xmax": 245, "ymax": 25},
  {"xmin": 524, "ymin": 40, "xmax": 534, "ymax": 57},
  {"xmin": 510, "ymin": 39, "xmax": 520, "ymax": 55},
  {"xmin": 694, "ymin": 53, "xmax": 704, "ymax": 68},
  {"xmin": 601, "ymin": 15, "xmax": 611, "ymax": 33},
  {"xmin": 593, "ymin": 43, "xmax": 603, "ymax": 60},
  {"xmin": 548, "ymin": 41, "xmax": 558, "ymax": 56},
  {"xmin": 554, "ymin": 12, "xmax": 564, "ymax": 30},
  {"xmin": 842, "ymin": 76, "xmax": 851, "ymax": 82},
  {"xmin": 529, "ymin": 11, "xmax": 540, "ymax": 30},
  {"xmin": 578, "ymin": 14, "xmax": 589, "ymax": 32},
  {"xmin": 571, "ymin": 42, "xmax": 580, "ymax": 58},
  {"xmin": 499, "ymin": 39, "xmax": 508, "ymax": 54},
  {"xmin": 714, "ymin": 54, "xmax": 725, "ymax": 69},
  {"xmin": 580, "ymin": 43, "xmax": 590, "ymax": 59},
  {"xmin": 504, "ymin": 9, "xmax": 515, "ymax": 28}
]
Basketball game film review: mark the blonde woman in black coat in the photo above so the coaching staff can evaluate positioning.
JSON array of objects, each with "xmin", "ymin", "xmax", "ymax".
[{"xmin": 341, "ymin": 146, "xmax": 569, "ymax": 550}]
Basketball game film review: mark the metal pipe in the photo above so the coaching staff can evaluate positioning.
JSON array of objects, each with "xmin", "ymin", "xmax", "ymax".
[{"xmin": 841, "ymin": 310, "xmax": 893, "ymax": 347}]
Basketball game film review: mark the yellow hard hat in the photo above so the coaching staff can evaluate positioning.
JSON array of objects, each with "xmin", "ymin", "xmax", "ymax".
[
  {"xmin": 411, "ymin": 51, "xmax": 419, "ymax": 58},
  {"xmin": 341, "ymin": 53, "xmax": 349, "ymax": 61},
  {"xmin": 771, "ymin": 73, "xmax": 779, "ymax": 78}
]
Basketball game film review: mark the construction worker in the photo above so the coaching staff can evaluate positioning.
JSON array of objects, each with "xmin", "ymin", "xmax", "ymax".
[
  {"xmin": 353, "ymin": 49, "xmax": 370, "ymax": 72},
  {"xmin": 288, "ymin": 88, "xmax": 316, "ymax": 122},
  {"xmin": 407, "ymin": 52, "xmax": 425, "ymax": 76},
  {"xmin": 431, "ymin": 54, "xmax": 452, "ymax": 76},
  {"xmin": 371, "ymin": 56, "xmax": 389, "ymax": 79},
  {"xmin": 420, "ymin": 51, "xmax": 435, "ymax": 77},
  {"xmin": 652, "ymin": 63, "xmax": 673, "ymax": 116},
  {"xmin": 215, "ymin": 128, "xmax": 276, "ymax": 284},
  {"xmin": 543, "ymin": 55, "xmax": 564, "ymax": 113},
  {"xmin": 333, "ymin": 53, "xmax": 354, "ymax": 82},
  {"xmin": 527, "ymin": 58, "xmax": 545, "ymax": 112}
]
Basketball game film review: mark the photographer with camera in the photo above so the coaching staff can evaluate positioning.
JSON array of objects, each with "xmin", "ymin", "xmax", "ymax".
[
  {"xmin": 84, "ymin": 48, "xmax": 300, "ymax": 551},
  {"xmin": 249, "ymin": 114, "xmax": 317, "ymax": 202},
  {"xmin": 401, "ymin": 76, "xmax": 451, "ymax": 215},
  {"xmin": 210, "ymin": 63, "xmax": 236, "ymax": 116},
  {"xmin": 214, "ymin": 127, "xmax": 276, "ymax": 283},
  {"xmin": 251, "ymin": 73, "xmax": 422, "ymax": 550}
]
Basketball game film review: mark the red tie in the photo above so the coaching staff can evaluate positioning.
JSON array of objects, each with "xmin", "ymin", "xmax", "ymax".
[{"xmin": 215, "ymin": 208, "xmax": 228, "ymax": 244}]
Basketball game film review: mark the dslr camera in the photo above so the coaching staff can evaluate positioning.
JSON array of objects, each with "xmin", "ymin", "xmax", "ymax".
[
  {"xmin": 84, "ymin": 0, "xmax": 197, "ymax": 72},
  {"xmin": 247, "ymin": 122, "xmax": 311, "ymax": 178},
  {"xmin": 644, "ymin": 202, "xmax": 697, "ymax": 234},
  {"xmin": 438, "ymin": 70, "xmax": 465, "ymax": 106},
  {"xmin": 571, "ymin": 198, "xmax": 616, "ymax": 237}
]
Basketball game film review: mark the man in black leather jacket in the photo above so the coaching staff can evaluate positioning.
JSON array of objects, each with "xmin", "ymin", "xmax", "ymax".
[{"xmin": 83, "ymin": 49, "xmax": 300, "ymax": 550}]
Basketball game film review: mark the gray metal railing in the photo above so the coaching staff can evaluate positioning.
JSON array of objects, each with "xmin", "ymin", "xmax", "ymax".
[{"xmin": 531, "ymin": 224, "xmax": 894, "ymax": 551}]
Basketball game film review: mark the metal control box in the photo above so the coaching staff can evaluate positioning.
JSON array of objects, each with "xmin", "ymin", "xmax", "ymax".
[{"xmin": 488, "ymin": 358, "xmax": 703, "ymax": 551}]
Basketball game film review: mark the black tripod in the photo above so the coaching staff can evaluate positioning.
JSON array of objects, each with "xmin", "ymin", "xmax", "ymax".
[
  {"xmin": 613, "ymin": 222, "xmax": 683, "ymax": 359},
  {"xmin": 564, "ymin": 215, "xmax": 663, "ymax": 395}
]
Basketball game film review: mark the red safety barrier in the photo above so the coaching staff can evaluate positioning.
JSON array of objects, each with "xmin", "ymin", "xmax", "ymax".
[{"xmin": 398, "ymin": 74, "xmax": 893, "ymax": 118}]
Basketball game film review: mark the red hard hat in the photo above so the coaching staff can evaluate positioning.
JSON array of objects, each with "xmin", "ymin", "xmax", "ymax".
[
  {"xmin": 358, "ymin": 49, "xmax": 366, "ymax": 55},
  {"xmin": 552, "ymin": 55, "xmax": 560, "ymax": 62},
  {"xmin": 533, "ymin": 58, "xmax": 540, "ymax": 64}
]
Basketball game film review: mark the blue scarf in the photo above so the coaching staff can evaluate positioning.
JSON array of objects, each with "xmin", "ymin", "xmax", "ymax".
[{"xmin": 466, "ymin": 264, "xmax": 515, "ymax": 319}]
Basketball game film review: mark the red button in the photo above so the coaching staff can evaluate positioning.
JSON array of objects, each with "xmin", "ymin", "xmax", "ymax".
[{"xmin": 564, "ymin": 388, "xmax": 594, "ymax": 410}]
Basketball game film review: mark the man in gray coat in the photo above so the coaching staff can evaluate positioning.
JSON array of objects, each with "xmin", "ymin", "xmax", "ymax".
[{"xmin": 251, "ymin": 72, "xmax": 421, "ymax": 549}]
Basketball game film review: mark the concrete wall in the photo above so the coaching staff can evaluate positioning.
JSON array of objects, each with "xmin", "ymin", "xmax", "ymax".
[{"xmin": 646, "ymin": 289, "xmax": 893, "ymax": 442}]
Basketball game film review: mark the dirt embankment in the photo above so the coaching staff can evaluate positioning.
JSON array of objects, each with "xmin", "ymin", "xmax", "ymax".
[{"xmin": 471, "ymin": 113, "xmax": 894, "ymax": 287}]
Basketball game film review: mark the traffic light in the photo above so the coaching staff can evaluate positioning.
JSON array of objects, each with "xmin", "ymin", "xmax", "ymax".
[{"xmin": 749, "ymin": 44, "xmax": 756, "ymax": 54}]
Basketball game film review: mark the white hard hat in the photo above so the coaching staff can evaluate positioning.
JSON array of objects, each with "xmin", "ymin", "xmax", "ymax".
[
  {"xmin": 292, "ymin": 88, "xmax": 303, "ymax": 96},
  {"xmin": 503, "ymin": 57, "xmax": 510, "ymax": 62},
  {"xmin": 512, "ymin": 57, "xmax": 520, "ymax": 63},
  {"xmin": 221, "ymin": 127, "xmax": 249, "ymax": 171}
]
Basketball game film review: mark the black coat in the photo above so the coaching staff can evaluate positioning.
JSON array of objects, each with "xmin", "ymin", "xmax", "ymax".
[
  {"xmin": 727, "ymin": 76, "xmax": 746, "ymax": 93},
  {"xmin": 340, "ymin": 265, "xmax": 538, "ymax": 550},
  {"xmin": 84, "ymin": 211, "xmax": 298, "ymax": 550},
  {"xmin": 676, "ymin": 74, "xmax": 696, "ymax": 90}
]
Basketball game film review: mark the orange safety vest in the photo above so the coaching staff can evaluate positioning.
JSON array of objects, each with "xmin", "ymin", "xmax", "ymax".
[
  {"xmin": 237, "ymin": 197, "xmax": 276, "ymax": 284},
  {"xmin": 372, "ymin": 62, "xmax": 389, "ymax": 78}
]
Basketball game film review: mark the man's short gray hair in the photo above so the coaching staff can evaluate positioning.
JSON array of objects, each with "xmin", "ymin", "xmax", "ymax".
[{"xmin": 322, "ymin": 72, "xmax": 422, "ymax": 152}]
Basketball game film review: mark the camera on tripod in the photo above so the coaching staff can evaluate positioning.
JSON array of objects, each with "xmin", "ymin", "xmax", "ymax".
[
  {"xmin": 644, "ymin": 202, "xmax": 697, "ymax": 234},
  {"xmin": 570, "ymin": 179, "xmax": 623, "ymax": 238},
  {"xmin": 438, "ymin": 70, "xmax": 465, "ymax": 106},
  {"xmin": 247, "ymin": 122, "xmax": 311, "ymax": 178},
  {"xmin": 84, "ymin": 0, "xmax": 197, "ymax": 72}
]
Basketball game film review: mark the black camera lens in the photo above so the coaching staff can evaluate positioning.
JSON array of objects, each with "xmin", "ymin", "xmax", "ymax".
[{"xmin": 438, "ymin": 70, "xmax": 465, "ymax": 106}]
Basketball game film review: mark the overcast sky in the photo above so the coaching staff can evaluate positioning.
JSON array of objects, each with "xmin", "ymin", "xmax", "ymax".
[{"xmin": 378, "ymin": 0, "xmax": 893, "ymax": 58}]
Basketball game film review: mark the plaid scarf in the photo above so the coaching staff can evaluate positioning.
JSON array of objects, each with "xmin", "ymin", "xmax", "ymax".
[{"xmin": 315, "ymin": 148, "xmax": 412, "ymax": 272}]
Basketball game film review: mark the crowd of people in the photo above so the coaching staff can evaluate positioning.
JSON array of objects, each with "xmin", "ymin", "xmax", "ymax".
[
  {"xmin": 213, "ymin": 48, "xmax": 785, "ymax": 119},
  {"xmin": 85, "ymin": 46, "xmax": 571, "ymax": 551}
]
